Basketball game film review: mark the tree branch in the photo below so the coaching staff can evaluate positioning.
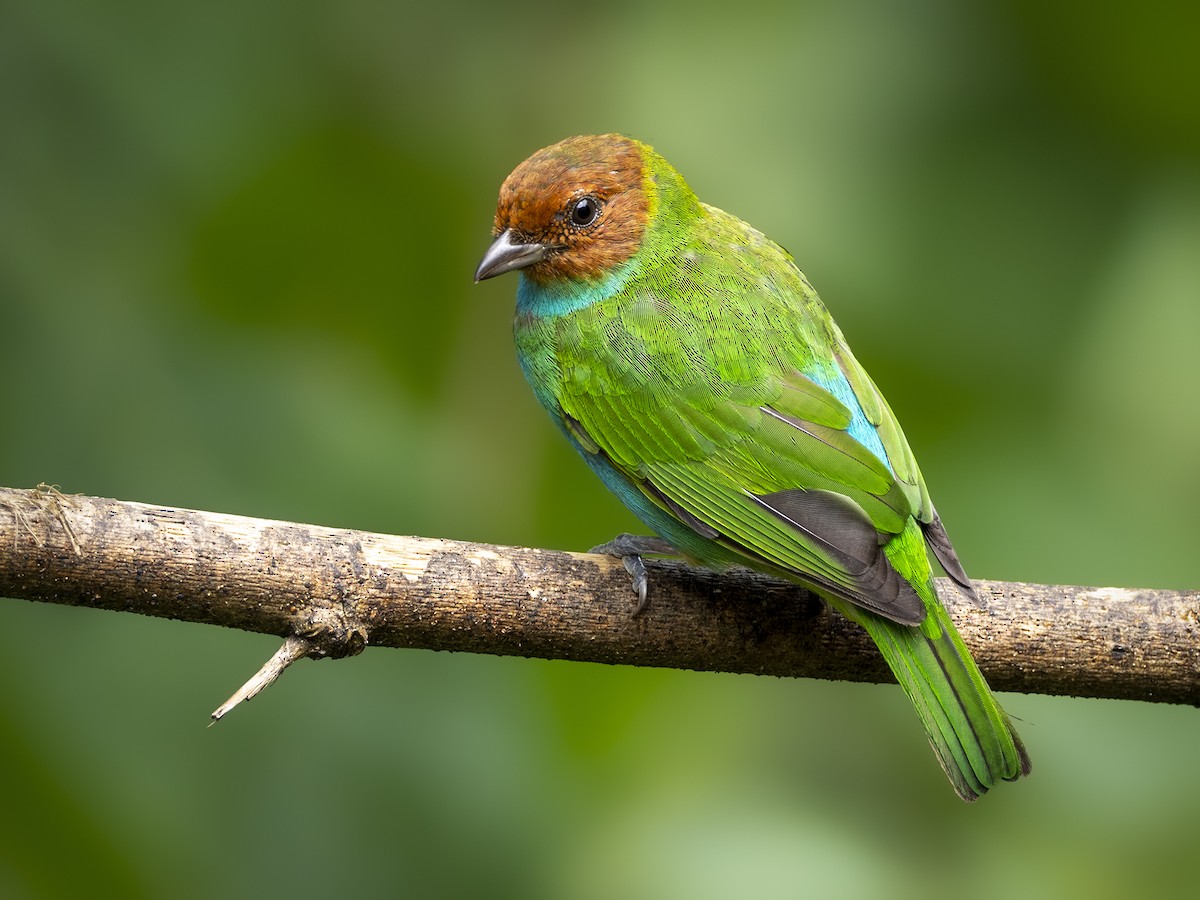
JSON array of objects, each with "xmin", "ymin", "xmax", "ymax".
[{"xmin": 1, "ymin": 486, "xmax": 1196, "ymax": 715}]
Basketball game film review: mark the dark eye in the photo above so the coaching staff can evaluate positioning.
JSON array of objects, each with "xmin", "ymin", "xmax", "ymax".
[{"xmin": 570, "ymin": 196, "xmax": 602, "ymax": 227}]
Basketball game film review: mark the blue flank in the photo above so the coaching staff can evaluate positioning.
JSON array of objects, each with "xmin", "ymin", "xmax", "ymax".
[{"xmin": 804, "ymin": 365, "xmax": 893, "ymax": 476}]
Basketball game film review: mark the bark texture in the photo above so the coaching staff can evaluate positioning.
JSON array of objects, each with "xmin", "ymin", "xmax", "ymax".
[{"xmin": 1, "ymin": 486, "xmax": 1196, "ymax": 705}]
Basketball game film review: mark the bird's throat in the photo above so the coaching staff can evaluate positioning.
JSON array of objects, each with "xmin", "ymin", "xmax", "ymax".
[{"xmin": 515, "ymin": 258, "xmax": 639, "ymax": 320}]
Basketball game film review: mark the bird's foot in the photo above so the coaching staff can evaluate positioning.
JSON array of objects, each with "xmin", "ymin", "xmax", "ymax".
[{"xmin": 589, "ymin": 534, "xmax": 677, "ymax": 616}]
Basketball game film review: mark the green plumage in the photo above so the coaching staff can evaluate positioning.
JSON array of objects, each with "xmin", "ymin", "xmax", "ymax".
[{"xmin": 478, "ymin": 134, "xmax": 1029, "ymax": 800}]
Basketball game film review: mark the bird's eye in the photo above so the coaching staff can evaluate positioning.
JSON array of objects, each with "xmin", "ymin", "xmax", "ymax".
[{"xmin": 569, "ymin": 196, "xmax": 602, "ymax": 228}]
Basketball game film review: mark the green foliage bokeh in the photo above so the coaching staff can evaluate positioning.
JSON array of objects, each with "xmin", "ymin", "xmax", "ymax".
[{"xmin": 2, "ymin": 1, "xmax": 1199, "ymax": 897}]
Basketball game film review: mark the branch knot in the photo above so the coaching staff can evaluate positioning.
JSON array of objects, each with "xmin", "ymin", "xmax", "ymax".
[{"xmin": 297, "ymin": 606, "xmax": 368, "ymax": 660}]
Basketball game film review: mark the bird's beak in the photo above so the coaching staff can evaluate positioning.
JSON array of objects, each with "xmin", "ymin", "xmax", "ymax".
[{"xmin": 474, "ymin": 230, "xmax": 548, "ymax": 282}]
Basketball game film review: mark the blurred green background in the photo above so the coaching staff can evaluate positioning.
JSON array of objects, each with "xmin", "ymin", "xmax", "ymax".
[{"xmin": 3, "ymin": 0, "xmax": 1199, "ymax": 897}]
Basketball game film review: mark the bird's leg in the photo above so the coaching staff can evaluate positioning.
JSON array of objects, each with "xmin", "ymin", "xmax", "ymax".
[{"xmin": 589, "ymin": 533, "xmax": 678, "ymax": 616}]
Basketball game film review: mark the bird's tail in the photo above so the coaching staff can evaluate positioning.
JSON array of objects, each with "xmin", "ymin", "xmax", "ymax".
[{"xmin": 852, "ymin": 599, "xmax": 1031, "ymax": 801}]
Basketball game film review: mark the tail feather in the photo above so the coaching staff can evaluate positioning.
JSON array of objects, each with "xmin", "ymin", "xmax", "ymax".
[{"xmin": 849, "ymin": 600, "xmax": 1030, "ymax": 801}]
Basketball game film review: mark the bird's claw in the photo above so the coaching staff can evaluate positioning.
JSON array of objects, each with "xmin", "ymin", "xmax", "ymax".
[
  {"xmin": 590, "ymin": 533, "xmax": 676, "ymax": 617},
  {"xmin": 621, "ymin": 554, "xmax": 651, "ymax": 616}
]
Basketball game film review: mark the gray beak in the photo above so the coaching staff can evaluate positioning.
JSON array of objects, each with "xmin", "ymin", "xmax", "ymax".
[{"xmin": 474, "ymin": 230, "xmax": 548, "ymax": 282}]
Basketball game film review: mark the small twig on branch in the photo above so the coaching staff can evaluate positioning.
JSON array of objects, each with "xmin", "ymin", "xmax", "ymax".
[
  {"xmin": 0, "ymin": 486, "xmax": 1197, "ymax": 715},
  {"xmin": 210, "ymin": 635, "xmax": 314, "ymax": 722}
]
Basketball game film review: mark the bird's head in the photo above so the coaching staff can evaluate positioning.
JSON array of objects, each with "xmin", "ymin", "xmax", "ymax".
[{"xmin": 474, "ymin": 134, "xmax": 650, "ymax": 285}]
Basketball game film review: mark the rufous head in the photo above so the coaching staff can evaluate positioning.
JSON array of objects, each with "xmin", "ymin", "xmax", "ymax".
[{"xmin": 474, "ymin": 134, "xmax": 649, "ymax": 284}]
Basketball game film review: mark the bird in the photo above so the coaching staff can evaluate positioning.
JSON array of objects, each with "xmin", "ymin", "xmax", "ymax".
[{"xmin": 474, "ymin": 133, "xmax": 1030, "ymax": 801}]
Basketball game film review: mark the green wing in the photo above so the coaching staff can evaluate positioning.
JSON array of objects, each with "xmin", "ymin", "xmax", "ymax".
[
  {"xmin": 551, "ymin": 207, "xmax": 974, "ymax": 624},
  {"xmin": 563, "ymin": 357, "xmax": 923, "ymax": 623}
]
